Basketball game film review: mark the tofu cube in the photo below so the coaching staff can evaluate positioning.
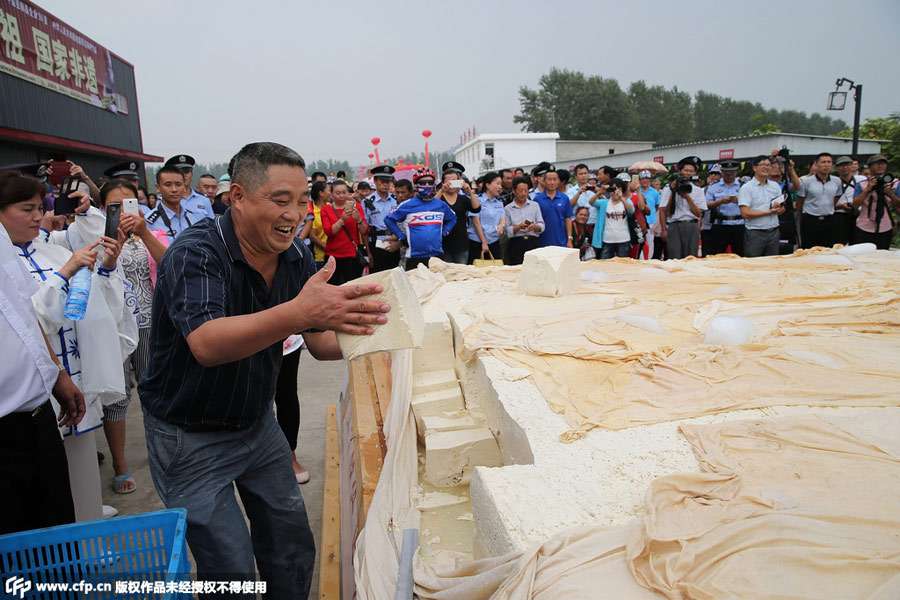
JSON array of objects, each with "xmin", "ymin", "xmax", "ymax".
[
  {"xmin": 518, "ymin": 247, "xmax": 581, "ymax": 297},
  {"xmin": 424, "ymin": 427, "xmax": 503, "ymax": 487},
  {"xmin": 411, "ymin": 385, "xmax": 465, "ymax": 435},
  {"xmin": 336, "ymin": 268, "xmax": 424, "ymax": 361},
  {"xmin": 412, "ymin": 320, "xmax": 456, "ymax": 373}
]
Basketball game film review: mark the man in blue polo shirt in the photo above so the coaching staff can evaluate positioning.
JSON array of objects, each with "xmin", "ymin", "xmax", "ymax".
[
  {"xmin": 139, "ymin": 142, "xmax": 391, "ymax": 599},
  {"xmin": 533, "ymin": 165, "xmax": 574, "ymax": 248}
]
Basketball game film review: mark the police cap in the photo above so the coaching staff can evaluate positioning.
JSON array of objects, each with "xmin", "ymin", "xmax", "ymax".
[
  {"xmin": 441, "ymin": 161, "xmax": 465, "ymax": 175},
  {"xmin": 719, "ymin": 160, "xmax": 741, "ymax": 173},
  {"xmin": 164, "ymin": 155, "xmax": 196, "ymax": 170},
  {"xmin": 104, "ymin": 161, "xmax": 140, "ymax": 180},
  {"xmin": 371, "ymin": 164, "xmax": 396, "ymax": 180},
  {"xmin": 0, "ymin": 162, "xmax": 50, "ymax": 183}
]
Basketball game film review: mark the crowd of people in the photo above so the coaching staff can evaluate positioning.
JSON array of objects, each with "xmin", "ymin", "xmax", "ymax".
[
  {"xmin": 1, "ymin": 141, "xmax": 897, "ymax": 598},
  {"xmin": 293, "ymin": 151, "xmax": 898, "ymax": 273}
]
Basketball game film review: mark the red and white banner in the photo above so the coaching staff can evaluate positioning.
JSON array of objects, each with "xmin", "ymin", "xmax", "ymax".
[
  {"xmin": 0, "ymin": 0, "xmax": 127, "ymax": 112},
  {"xmin": 719, "ymin": 149, "xmax": 734, "ymax": 160}
]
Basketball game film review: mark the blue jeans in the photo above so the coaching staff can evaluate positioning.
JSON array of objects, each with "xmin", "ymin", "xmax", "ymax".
[
  {"xmin": 600, "ymin": 241, "xmax": 631, "ymax": 259},
  {"xmin": 143, "ymin": 407, "xmax": 315, "ymax": 599}
]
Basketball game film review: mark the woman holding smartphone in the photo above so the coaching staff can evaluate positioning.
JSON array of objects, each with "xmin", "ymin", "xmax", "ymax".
[
  {"xmin": 321, "ymin": 179, "xmax": 368, "ymax": 284},
  {"xmin": 1, "ymin": 170, "xmax": 134, "ymax": 519},
  {"xmin": 43, "ymin": 178, "xmax": 164, "ymax": 495}
]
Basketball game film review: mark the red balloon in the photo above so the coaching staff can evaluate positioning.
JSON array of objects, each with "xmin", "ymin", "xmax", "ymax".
[
  {"xmin": 397, "ymin": 158, "xmax": 405, "ymax": 163},
  {"xmin": 368, "ymin": 153, "xmax": 374, "ymax": 159},
  {"xmin": 371, "ymin": 137, "xmax": 380, "ymax": 146},
  {"xmin": 422, "ymin": 130, "xmax": 432, "ymax": 138}
]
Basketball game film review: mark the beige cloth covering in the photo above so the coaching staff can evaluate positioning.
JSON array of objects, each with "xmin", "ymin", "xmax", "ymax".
[
  {"xmin": 627, "ymin": 412, "xmax": 900, "ymax": 599},
  {"xmin": 414, "ymin": 251, "xmax": 900, "ymax": 441}
]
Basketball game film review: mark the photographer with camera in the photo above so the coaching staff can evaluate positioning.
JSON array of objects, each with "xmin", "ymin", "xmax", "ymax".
[
  {"xmin": 852, "ymin": 154, "xmax": 900, "ymax": 249},
  {"xmin": 796, "ymin": 152, "xmax": 842, "ymax": 249},
  {"xmin": 659, "ymin": 156, "xmax": 706, "ymax": 259}
]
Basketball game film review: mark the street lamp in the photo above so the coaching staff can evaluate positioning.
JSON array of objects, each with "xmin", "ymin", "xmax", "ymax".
[{"xmin": 826, "ymin": 77, "xmax": 862, "ymax": 157}]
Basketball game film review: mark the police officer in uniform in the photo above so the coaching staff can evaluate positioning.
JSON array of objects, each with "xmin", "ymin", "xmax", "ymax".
[
  {"xmin": 706, "ymin": 160, "xmax": 744, "ymax": 255},
  {"xmin": 363, "ymin": 164, "xmax": 401, "ymax": 272},
  {"xmin": 164, "ymin": 154, "xmax": 215, "ymax": 220},
  {"xmin": 145, "ymin": 165, "xmax": 197, "ymax": 241}
]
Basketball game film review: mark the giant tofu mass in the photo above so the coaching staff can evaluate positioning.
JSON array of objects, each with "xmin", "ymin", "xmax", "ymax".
[{"xmin": 408, "ymin": 249, "xmax": 900, "ymax": 557}]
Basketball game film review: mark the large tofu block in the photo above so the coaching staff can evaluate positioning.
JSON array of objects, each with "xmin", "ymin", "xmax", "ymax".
[
  {"xmin": 424, "ymin": 427, "xmax": 502, "ymax": 487},
  {"xmin": 518, "ymin": 247, "xmax": 581, "ymax": 297},
  {"xmin": 412, "ymin": 386, "xmax": 465, "ymax": 435},
  {"xmin": 336, "ymin": 268, "xmax": 424, "ymax": 361},
  {"xmin": 412, "ymin": 320, "xmax": 456, "ymax": 373}
]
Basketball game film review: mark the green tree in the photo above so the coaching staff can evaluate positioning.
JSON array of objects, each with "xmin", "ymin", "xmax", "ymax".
[
  {"xmin": 515, "ymin": 69, "xmax": 848, "ymax": 145},
  {"xmin": 514, "ymin": 68, "xmax": 634, "ymax": 140},
  {"xmin": 628, "ymin": 81, "xmax": 693, "ymax": 145}
]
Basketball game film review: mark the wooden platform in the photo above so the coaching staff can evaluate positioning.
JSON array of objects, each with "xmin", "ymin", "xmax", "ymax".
[{"xmin": 319, "ymin": 352, "xmax": 392, "ymax": 599}]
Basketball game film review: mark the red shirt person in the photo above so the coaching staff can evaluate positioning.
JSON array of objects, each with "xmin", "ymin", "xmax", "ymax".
[{"xmin": 321, "ymin": 179, "xmax": 369, "ymax": 284}]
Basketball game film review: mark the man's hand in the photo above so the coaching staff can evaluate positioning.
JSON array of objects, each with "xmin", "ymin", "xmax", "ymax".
[
  {"xmin": 294, "ymin": 257, "xmax": 390, "ymax": 335},
  {"xmin": 771, "ymin": 205, "xmax": 786, "ymax": 215},
  {"xmin": 661, "ymin": 228, "xmax": 668, "ymax": 241},
  {"xmin": 53, "ymin": 370, "xmax": 85, "ymax": 427}
]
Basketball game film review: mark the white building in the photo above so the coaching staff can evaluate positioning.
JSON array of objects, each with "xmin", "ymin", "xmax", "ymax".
[
  {"xmin": 526, "ymin": 132, "xmax": 886, "ymax": 173},
  {"xmin": 453, "ymin": 133, "xmax": 654, "ymax": 176}
]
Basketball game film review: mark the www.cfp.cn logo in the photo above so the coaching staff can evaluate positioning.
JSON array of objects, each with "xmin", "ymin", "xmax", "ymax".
[{"xmin": 5, "ymin": 576, "xmax": 32, "ymax": 598}]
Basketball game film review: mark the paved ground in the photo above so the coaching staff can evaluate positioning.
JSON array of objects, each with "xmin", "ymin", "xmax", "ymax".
[{"xmin": 96, "ymin": 352, "xmax": 347, "ymax": 599}]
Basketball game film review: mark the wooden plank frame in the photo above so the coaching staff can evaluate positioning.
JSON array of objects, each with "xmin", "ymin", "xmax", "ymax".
[{"xmin": 319, "ymin": 404, "xmax": 341, "ymax": 599}]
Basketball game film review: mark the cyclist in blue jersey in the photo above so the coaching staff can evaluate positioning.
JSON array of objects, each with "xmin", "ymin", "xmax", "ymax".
[{"xmin": 384, "ymin": 168, "xmax": 457, "ymax": 271}]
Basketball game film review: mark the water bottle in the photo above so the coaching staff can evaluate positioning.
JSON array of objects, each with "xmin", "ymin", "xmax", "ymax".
[{"xmin": 63, "ymin": 267, "xmax": 92, "ymax": 321}]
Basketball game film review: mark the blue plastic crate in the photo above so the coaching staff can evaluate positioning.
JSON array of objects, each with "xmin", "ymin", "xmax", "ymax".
[{"xmin": 0, "ymin": 508, "xmax": 190, "ymax": 599}]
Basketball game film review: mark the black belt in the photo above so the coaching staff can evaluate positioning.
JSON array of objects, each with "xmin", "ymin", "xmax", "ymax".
[
  {"xmin": 748, "ymin": 226, "xmax": 779, "ymax": 232},
  {"xmin": 716, "ymin": 216, "xmax": 743, "ymax": 222},
  {"xmin": 803, "ymin": 214, "xmax": 832, "ymax": 221},
  {"xmin": 2, "ymin": 400, "xmax": 50, "ymax": 422},
  {"xmin": 671, "ymin": 219, "xmax": 698, "ymax": 224}
]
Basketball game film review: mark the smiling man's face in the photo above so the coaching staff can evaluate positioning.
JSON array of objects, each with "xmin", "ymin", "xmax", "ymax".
[{"xmin": 231, "ymin": 164, "xmax": 308, "ymax": 254}]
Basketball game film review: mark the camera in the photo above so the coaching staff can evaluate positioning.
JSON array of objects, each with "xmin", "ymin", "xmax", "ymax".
[
  {"xmin": 775, "ymin": 146, "xmax": 790, "ymax": 163},
  {"xmin": 872, "ymin": 173, "xmax": 895, "ymax": 191},
  {"xmin": 673, "ymin": 174, "xmax": 693, "ymax": 194}
]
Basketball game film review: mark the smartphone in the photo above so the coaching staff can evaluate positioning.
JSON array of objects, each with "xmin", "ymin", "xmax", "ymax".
[
  {"xmin": 450, "ymin": 179, "xmax": 464, "ymax": 189},
  {"xmin": 54, "ymin": 175, "xmax": 82, "ymax": 215},
  {"xmin": 104, "ymin": 202, "xmax": 122, "ymax": 238},
  {"xmin": 523, "ymin": 219, "xmax": 533, "ymax": 226},
  {"xmin": 121, "ymin": 197, "xmax": 140, "ymax": 216},
  {"xmin": 48, "ymin": 161, "xmax": 70, "ymax": 186}
]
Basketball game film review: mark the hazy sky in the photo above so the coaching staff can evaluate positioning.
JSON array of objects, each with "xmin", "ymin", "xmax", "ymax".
[{"xmin": 38, "ymin": 0, "xmax": 900, "ymax": 167}]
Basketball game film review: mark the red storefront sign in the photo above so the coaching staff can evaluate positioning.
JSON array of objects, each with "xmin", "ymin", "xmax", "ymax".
[
  {"xmin": 719, "ymin": 149, "xmax": 734, "ymax": 160},
  {"xmin": 653, "ymin": 156, "xmax": 664, "ymax": 164},
  {"xmin": 0, "ymin": 0, "xmax": 127, "ymax": 112}
]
